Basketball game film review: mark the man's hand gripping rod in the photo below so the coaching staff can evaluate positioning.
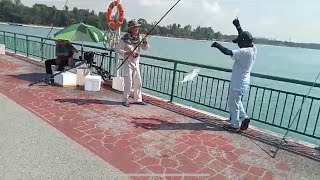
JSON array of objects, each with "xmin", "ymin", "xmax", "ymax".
[{"xmin": 117, "ymin": 0, "xmax": 182, "ymax": 70}]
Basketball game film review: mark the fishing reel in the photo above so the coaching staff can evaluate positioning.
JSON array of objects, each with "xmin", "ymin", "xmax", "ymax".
[
  {"xmin": 79, "ymin": 51, "xmax": 111, "ymax": 82},
  {"xmin": 79, "ymin": 51, "xmax": 107, "ymax": 65},
  {"xmin": 83, "ymin": 51, "xmax": 95, "ymax": 65}
]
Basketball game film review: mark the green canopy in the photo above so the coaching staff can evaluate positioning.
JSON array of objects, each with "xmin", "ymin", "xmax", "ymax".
[{"xmin": 53, "ymin": 22, "xmax": 107, "ymax": 42}]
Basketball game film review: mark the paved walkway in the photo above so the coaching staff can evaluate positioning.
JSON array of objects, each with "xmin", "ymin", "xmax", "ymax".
[
  {"xmin": 0, "ymin": 93, "xmax": 127, "ymax": 179},
  {"xmin": 0, "ymin": 54, "xmax": 320, "ymax": 179}
]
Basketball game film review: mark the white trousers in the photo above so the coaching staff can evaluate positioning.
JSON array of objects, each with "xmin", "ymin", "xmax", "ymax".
[
  {"xmin": 123, "ymin": 63, "xmax": 142, "ymax": 103},
  {"xmin": 228, "ymin": 88, "xmax": 249, "ymax": 128}
]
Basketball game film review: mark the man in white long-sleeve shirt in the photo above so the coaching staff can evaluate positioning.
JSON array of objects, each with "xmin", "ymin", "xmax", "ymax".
[
  {"xmin": 211, "ymin": 18, "xmax": 257, "ymax": 131},
  {"xmin": 115, "ymin": 19, "xmax": 149, "ymax": 107}
]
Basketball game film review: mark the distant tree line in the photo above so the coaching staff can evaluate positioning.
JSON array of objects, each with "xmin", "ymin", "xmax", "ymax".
[{"xmin": 1, "ymin": 0, "xmax": 320, "ymax": 50}]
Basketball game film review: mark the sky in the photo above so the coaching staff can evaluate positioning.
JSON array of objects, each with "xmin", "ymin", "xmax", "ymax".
[{"xmin": 20, "ymin": 0, "xmax": 320, "ymax": 43}]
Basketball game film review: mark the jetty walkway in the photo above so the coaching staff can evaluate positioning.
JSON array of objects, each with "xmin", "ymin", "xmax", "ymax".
[{"xmin": 0, "ymin": 53, "xmax": 320, "ymax": 179}]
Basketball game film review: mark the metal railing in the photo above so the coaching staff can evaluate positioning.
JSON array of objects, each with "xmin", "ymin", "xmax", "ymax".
[{"xmin": 1, "ymin": 30, "xmax": 319, "ymax": 144}]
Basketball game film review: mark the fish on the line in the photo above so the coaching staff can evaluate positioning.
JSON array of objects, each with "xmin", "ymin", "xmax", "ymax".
[{"xmin": 180, "ymin": 68, "xmax": 200, "ymax": 84}]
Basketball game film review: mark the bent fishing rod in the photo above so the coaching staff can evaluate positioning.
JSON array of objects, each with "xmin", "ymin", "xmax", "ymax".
[
  {"xmin": 271, "ymin": 70, "xmax": 320, "ymax": 158},
  {"xmin": 39, "ymin": 0, "xmax": 70, "ymax": 53},
  {"xmin": 117, "ymin": 0, "xmax": 182, "ymax": 70}
]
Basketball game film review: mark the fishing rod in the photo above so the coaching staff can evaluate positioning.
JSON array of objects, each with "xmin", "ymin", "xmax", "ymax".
[
  {"xmin": 117, "ymin": 0, "xmax": 182, "ymax": 70},
  {"xmin": 39, "ymin": 0, "xmax": 70, "ymax": 54},
  {"xmin": 271, "ymin": 70, "xmax": 320, "ymax": 158}
]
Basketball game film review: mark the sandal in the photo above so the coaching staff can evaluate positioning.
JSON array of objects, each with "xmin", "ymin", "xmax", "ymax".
[{"xmin": 240, "ymin": 118, "xmax": 250, "ymax": 130}]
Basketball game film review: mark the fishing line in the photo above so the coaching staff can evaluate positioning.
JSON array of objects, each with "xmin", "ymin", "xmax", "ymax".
[
  {"xmin": 117, "ymin": 0, "xmax": 182, "ymax": 70},
  {"xmin": 37, "ymin": 0, "xmax": 70, "ymax": 57},
  {"xmin": 271, "ymin": 70, "xmax": 320, "ymax": 158}
]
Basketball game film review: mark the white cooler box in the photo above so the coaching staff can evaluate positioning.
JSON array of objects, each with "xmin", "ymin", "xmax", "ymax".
[
  {"xmin": 0, "ymin": 44, "xmax": 5, "ymax": 55},
  {"xmin": 53, "ymin": 71, "xmax": 77, "ymax": 87},
  {"xmin": 85, "ymin": 75, "xmax": 102, "ymax": 91}
]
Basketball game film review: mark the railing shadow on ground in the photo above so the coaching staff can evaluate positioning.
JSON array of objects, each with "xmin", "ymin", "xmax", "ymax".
[
  {"xmin": 131, "ymin": 117, "xmax": 226, "ymax": 131},
  {"xmin": 9, "ymin": 73, "xmax": 47, "ymax": 82},
  {"xmin": 138, "ymin": 99, "xmax": 320, "ymax": 162},
  {"xmin": 55, "ymin": 98, "xmax": 123, "ymax": 106}
]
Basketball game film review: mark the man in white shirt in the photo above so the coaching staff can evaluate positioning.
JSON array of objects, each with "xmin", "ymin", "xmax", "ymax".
[
  {"xmin": 115, "ymin": 19, "xmax": 149, "ymax": 107},
  {"xmin": 211, "ymin": 18, "xmax": 257, "ymax": 131}
]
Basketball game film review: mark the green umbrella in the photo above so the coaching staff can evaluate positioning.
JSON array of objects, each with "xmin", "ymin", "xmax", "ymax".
[
  {"xmin": 53, "ymin": 22, "xmax": 107, "ymax": 42},
  {"xmin": 53, "ymin": 23, "xmax": 107, "ymax": 63}
]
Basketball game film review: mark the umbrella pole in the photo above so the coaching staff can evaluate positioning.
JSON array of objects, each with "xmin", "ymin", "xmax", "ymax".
[
  {"xmin": 81, "ymin": 41, "xmax": 83, "ymax": 59},
  {"xmin": 81, "ymin": 41, "xmax": 90, "ymax": 74}
]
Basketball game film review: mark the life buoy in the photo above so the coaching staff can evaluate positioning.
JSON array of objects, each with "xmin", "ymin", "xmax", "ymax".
[{"xmin": 106, "ymin": 0, "xmax": 124, "ymax": 30}]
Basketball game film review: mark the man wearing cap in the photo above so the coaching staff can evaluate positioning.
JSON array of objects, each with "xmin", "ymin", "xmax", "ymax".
[
  {"xmin": 45, "ymin": 39, "xmax": 77, "ymax": 84},
  {"xmin": 211, "ymin": 18, "xmax": 257, "ymax": 131},
  {"xmin": 115, "ymin": 19, "xmax": 149, "ymax": 107}
]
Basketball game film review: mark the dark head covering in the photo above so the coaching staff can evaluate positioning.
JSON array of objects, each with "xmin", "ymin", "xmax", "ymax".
[{"xmin": 232, "ymin": 31, "xmax": 253, "ymax": 44}]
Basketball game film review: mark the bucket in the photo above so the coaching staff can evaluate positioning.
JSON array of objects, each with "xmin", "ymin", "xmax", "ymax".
[
  {"xmin": 112, "ymin": 76, "xmax": 124, "ymax": 91},
  {"xmin": 76, "ymin": 67, "xmax": 90, "ymax": 86}
]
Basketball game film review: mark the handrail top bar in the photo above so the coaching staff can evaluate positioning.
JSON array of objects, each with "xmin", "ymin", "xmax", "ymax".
[{"xmin": 1, "ymin": 30, "xmax": 319, "ymax": 88}]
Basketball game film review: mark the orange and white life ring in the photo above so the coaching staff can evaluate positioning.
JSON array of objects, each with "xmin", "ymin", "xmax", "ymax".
[{"xmin": 106, "ymin": 0, "xmax": 124, "ymax": 30}]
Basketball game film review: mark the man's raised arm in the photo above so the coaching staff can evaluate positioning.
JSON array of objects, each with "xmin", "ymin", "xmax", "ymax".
[{"xmin": 233, "ymin": 18, "xmax": 243, "ymax": 35}]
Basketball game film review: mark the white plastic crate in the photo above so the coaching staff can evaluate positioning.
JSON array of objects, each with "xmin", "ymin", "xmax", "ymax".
[
  {"xmin": 85, "ymin": 75, "xmax": 102, "ymax": 91},
  {"xmin": 53, "ymin": 71, "xmax": 77, "ymax": 87}
]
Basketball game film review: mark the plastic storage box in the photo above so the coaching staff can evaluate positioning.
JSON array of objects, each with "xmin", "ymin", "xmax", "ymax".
[
  {"xmin": 85, "ymin": 75, "xmax": 102, "ymax": 91},
  {"xmin": 53, "ymin": 71, "xmax": 77, "ymax": 87}
]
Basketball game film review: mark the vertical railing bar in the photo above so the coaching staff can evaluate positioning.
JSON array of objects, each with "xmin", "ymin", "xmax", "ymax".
[
  {"xmin": 170, "ymin": 63, "xmax": 178, "ymax": 102},
  {"xmin": 214, "ymin": 80, "xmax": 220, "ymax": 107},
  {"xmin": 180, "ymin": 72, "xmax": 185, "ymax": 98},
  {"xmin": 251, "ymin": 87, "xmax": 259, "ymax": 118},
  {"xmin": 288, "ymin": 95, "xmax": 297, "ymax": 128},
  {"xmin": 175, "ymin": 71, "xmax": 180, "ymax": 96},
  {"xmin": 152, "ymin": 66, "xmax": 156, "ymax": 89},
  {"xmin": 313, "ymin": 106, "xmax": 320, "ymax": 136},
  {"xmin": 203, "ymin": 78, "xmax": 209, "ymax": 105},
  {"xmin": 219, "ymin": 81, "xmax": 226, "ymax": 109},
  {"xmin": 184, "ymin": 78, "xmax": 189, "ymax": 100},
  {"xmin": 141, "ymin": 65, "xmax": 146, "ymax": 87},
  {"xmin": 159, "ymin": 68, "xmax": 163, "ymax": 92},
  {"xmin": 164, "ymin": 68, "xmax": 168, "ymax": 92},
  {"xmin": 272, "ymin": 91, "xmax": 281, "ymax": 124},
  {"xmin": 245, "ymin": 86, "xmax": 252, "ymax": 112},
  {"xmin": 280, "ymin": 93, "xmax": 288, "ymax": 127},
  {"xmin": 295, "ymin": 97, "xmax": 305, "ymax": 131},
  {"xmin": 304, "ymin": 99, "xmax": 313, "ymax": 134},
  {"xmin": 41, "ymin": 38, "xmax": 44, "ymax": 60},
  {"xmin": 146, "ymin": 65, "xmax": 150, "ymax": 89},
  {"xmin": 14, "ymin": 33, "xmax": 16, "ymax": 53},
  {"xmin": 208, "ymin": 79, "xmax": 215, "ymax": 106},
  {"xmin": 198, "ymin": 76, "xmax": 204, "ymax": 103},
  {"xmin": 258, "ymin": 89, "xmax": 266, "ymax": 120},
  {"xmin": 264, "ymin": 91, "xmax": 273, "ymax": 122},
  {"xmin": 193, "ymin": 76, "xmax": 199, "ymax": 102},
  {"xmin": 188, "ymin": 78, "xmax": 195, "ymax": 100},
  {"xmin": 225, "ymin": 84, "xmax": 230, "ymax": 111}
]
